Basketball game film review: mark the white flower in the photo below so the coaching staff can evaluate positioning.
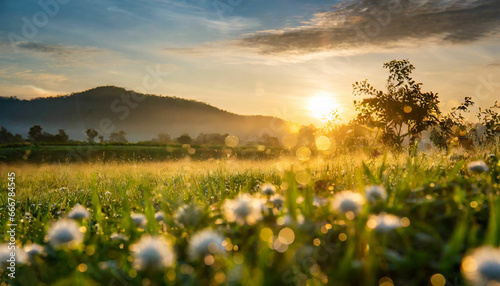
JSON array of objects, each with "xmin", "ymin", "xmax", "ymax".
[
  {"xmin": 468, "ymin": 160, "xmax": 489, "ymax": 174},
  {"xmin": 261, "ymin": 183, "xmax": 276, "ymax": 196},
  {"xmin": 24, "ymin": 243, "xmax": 44, "ymax": 261},
  {"xmin": 367, "ymin": 213, "xmax": 401, "ymax": 232},
  {"xmin": 462, "ymin": 246, "xmax": 500, "ymax": 285},
  {"xmin": 188, "ymin": 229, "xmax": 226, "ymax": 260},
  {"xmin": 365, "ymin": 185, "xmax": 387, "ymax": 203},
  {"xmin": 0, "ymin": 243, "xmax": 27, "ymax": 269},
  {"xmin": 270, "ymin": 195, "xmax": 284, "ymax": 210},
  {"xmin": 131, "ymin": 213, "xmax": 148, "ymax": 228},
  {"xmin": 131, "ymin": 236, "xmax": 175, "ymax": 271},
  {"xmin": 154, "ymin": 211, "xmax": 165, "ymax": 222},
  {"xmin": 331, "ymin": 191, "xmax": 365, "ymax": 216},
  {"xmin": 67, "ymin": 205, "xmax": 90, "ymax": 220},
  {"xmin": 47, "ymin": 219, "xmax": 84, "ymax": 249},
  {"xmin": 224, "ymin": 194, "xmax": 263, "ymax": 225},
  {"xmin": 174, "ymin": 204, "xmax": 202, "ymax": 226},
  {"xmin": 110, "ymin": 233, "xmax": 129, "ymax": 241}
]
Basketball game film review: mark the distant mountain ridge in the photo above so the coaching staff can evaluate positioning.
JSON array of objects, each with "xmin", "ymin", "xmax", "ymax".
[{"xmin": 0, "ymin": 86, "xmax": 289, "ymax": 142}]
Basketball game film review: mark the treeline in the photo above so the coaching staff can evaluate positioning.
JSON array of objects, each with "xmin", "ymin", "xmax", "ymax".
[
  {"xmin": 0, "ymin": 125, "xmax": 284, "ymax": 147},
  {"xmin": 0, "ymin": 125, "xmax": 71, "ymax": 144}
]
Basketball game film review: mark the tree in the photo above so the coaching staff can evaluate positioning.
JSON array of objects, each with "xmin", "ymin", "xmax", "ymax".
[
  {"xmin": 258, "ymin": 133, "xmax": 279, "ymax": 146},
  {"xmin": 195, "ymin": 133, "xmax": 226, "ymax": 145},
  {"xmin": 477, "ymin": 101, "xmax": 500, "ymax": 143},
  {"xmin": 27, "ymin": 125, "xmax": 70, "ymax": 143},
  {"xmin": 176, "ymin": 133, "xmax": 192, "ymax": 144},
  {"xmin": 86, "ymin": 128, "xmax": 99, "ymax": 143},
  {"xmin": 353, "ymin": 59, "xmax": 440, "ymax": 148},
  {"xmin": 28, "ymin": 125, "xmax": 43, "ymax": 141},
  {"xmin": 55, "ymin": 129, "xmax": 69, "ymax": 143},
  {"xmin": 430, "ymin": 97, "xmax": 474, "ymax": 149},
  {"xmin": 109, "ymin": 131, "xmax": 128, "ymax": 143},
  {"xmin": 0, "ymin": 126, "xmax": 23, "ymax": 144}
]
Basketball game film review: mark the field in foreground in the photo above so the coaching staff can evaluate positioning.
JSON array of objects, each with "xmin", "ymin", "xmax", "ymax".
[{"xmin": 1, "ymin": 150, "xmax": 500, "ymax": 285}]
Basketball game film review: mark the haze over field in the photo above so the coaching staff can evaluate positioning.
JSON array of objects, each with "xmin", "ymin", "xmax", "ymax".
[{"xmin": 1, "ymin": 0, "xmax": 499, "ymax": 126}]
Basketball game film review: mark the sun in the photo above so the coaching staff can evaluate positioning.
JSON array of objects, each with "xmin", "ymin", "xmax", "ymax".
[{"xmin": 308, "ymin": 92, "xmax": 339, "ymax": 119}]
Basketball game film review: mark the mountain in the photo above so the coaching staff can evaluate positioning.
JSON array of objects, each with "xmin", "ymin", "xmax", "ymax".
[{"xmin": 0, "ymin": 86, "xmax": 289, "ymax": 142}]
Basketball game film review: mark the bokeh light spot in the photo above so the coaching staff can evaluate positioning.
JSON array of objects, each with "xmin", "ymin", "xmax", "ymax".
[{"xmin": 315, "ymin": 136, "xmax": 331, "ymax": 151}]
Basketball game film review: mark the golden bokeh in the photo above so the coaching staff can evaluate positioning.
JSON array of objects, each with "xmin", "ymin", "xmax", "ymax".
[
  {"xmin": 379, "ymin": 276, "xmax": 394, "ymax": 286},
  {"xmin": 400, "ymin": 217, "xmax": 410, "ymax": 227},
  {"xmin": 461, "ymin": 256, "xmax": 477, "ymax": 272},
  {"xmin": 315, "ymin": 136, "xmax": 331, "ymax": 151},
  {"xmin": 78, "ymin": 263, "xmax": 88, "ymax": 272},
  {"xmin": 430, "ymin": 273, "xmax": 446, "ymax": 286},
  {"xmin": 295, "ymin": 171, "xmax": 311, "ymax": 185},
  {"xmin": 225, "ymin": 135, "xmax": 239, "ymax": 147},
  {"xmin": 296, "ymin": 147, "xmax": 311, "ymax": 161},
  {"xmin": 278, "ymin": 227, "xmax": 295, "ymax": 245},
  {"xmin": 260, "ymin": 227, "xmax": 274, "ymax": 242}
]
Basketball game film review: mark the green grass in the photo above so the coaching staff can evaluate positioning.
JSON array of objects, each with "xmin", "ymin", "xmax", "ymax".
[{"xmin": 0, "ymin": 150, "xmax": 499, "ymax": 285}]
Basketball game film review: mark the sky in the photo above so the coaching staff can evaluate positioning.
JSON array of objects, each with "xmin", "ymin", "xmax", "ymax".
[{"xmin": 0, "ymin": 0, "xmax": 499, "ymax": 125}]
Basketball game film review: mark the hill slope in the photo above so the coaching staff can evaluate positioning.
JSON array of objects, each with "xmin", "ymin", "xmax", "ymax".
[{"xmin": 0, "ymin": 86, "xmax": 288, "ymax": 142}]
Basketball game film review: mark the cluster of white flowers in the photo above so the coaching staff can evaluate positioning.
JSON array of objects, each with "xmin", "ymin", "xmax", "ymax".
[
  {"xmin": 365, "ymin": 185, "xmax": 387, "ymax": 203},
  {"xmin": 67, "ymin": 205, "xmax": 90, "ymax": 220},
  {"xmin": 0, "ymin": 243, "xmax": 27, "ymax": 269},
  {"xmin": 462, "ymin": 246, "xmax": 500, "ymax": 286},
  {"xmin": 270, "ymin": 195, "xmax": 284, "ymax": 210},
  {"xmin": 154, "ymin": 211, "xmax": 165, "ymax": 222},
  {"xmin": 468, "ymin": 160, "xmax": 489, "ymax": 174},
  {"xmin": 174, "ymin": 204, "xmax": 202, "ymax": 227},
  {"xmin": 131, "ymin": 213, "xmax": 148, "ymax": 228},
  {"xmin": 331, "ymin": 191, "xmax": 365, "ymax": 217},
  {"xmin": 47, "ymin": 219, "xmax": 84, "ymax": 249},
  {"xmin": 24, "ymin": 243, "xmax": 44, "ymax": 261},
  {"xmin": 224, "ymin": 194, "xmax": 263, "ymax": 225},
  {"xmin": 188, "ymin": 229, "xmax": 226, "ymax": 260},
  {"xmin": 110, "ymin": 233, "xmax": 129, "ymax": 241},
  {"xmin": 367, "ymin": 213, "xmax": 401, "ymax": 232},
  {"xmin": 131, "ymin": 236, "xmax": 175, "ymax": 271},
  {"xmin": 261, "ymin": 183, "xmax": 277, "ymax": 197}
]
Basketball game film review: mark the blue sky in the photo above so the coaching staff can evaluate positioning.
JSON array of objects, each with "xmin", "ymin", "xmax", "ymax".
[{"xmin": 1, "ymin": 0, "xmax": 499, "ymax": 124}]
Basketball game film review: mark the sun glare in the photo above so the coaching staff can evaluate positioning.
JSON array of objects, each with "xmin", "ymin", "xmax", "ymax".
[{"xmin": 308, "ymin": 92, "xmax": 339, "ymax": 119}]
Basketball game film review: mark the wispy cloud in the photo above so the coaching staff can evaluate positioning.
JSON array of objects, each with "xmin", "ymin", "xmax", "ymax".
[
  {"xmin": 1, "ymin": 41, "xmax": 127, "ymax": 68},
  {"xmin": 0, "ymin": 84, "xmax": 67, "ymax": 98},
  {"xmin": 0, "ymin": 69, "xmax": 68, "ymax": 83},
  {"xmin": 202, "ymin": 17, "xmax": 261, "ymax": 32},
  {"xmin": 15, "ymin": 42, "xmax": 103, "ymax": 57},
  {"xmin": 239, "ymin": 0, "xmax": 500, "ymax": 54},
  {"xmin": 106, "ymin": 6, "xmax": 135, "ymax": 16}
]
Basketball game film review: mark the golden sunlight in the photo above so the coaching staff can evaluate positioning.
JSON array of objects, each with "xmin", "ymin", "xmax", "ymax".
[{"xmin": 308, "ymin": 92, "xmax": 339, "ymax": 119}]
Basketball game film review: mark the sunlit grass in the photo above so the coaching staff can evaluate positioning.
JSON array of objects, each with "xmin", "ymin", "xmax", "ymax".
[{"xmin": 0, "ymin": 150, "xmax": 499, "ymax": 285}]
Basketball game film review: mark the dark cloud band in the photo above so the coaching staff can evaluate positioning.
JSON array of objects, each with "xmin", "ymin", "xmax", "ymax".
[{"xmin": 239, "ymin": 0, "xmax": 500, "ymax": 54}]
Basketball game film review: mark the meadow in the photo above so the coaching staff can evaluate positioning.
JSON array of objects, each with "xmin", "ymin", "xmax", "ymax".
[{"xmin": 0, "ymin": 148, "xmax": 499, "ymax": 286}]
